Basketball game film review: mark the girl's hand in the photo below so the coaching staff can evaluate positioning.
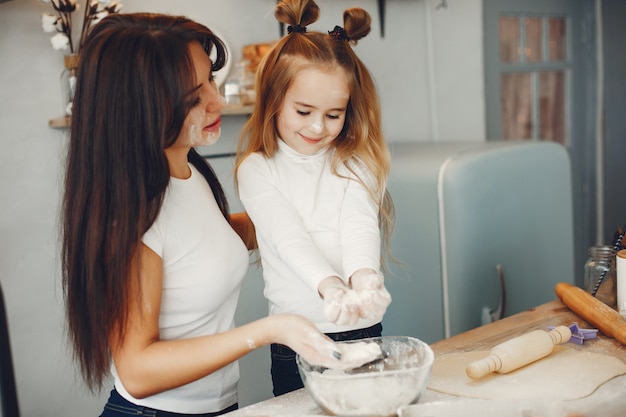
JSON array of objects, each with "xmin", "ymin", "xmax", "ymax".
[
  {"xmin": 318, "ymin": 276, "xmax": 361, "ymax": 326},
  {"xmin": 350, "ymin": 269, "xmax": 392, "ymax": 321}
]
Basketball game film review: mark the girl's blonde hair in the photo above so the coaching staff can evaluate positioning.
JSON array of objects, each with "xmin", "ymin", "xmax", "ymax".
[{"xmin": 236, "ymin": 0, "xmax": 395, "ymax": 265}]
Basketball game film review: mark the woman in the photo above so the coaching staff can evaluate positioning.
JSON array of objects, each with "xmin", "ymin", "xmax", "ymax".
[{"xmin": 61, "ymin": 13, "xmax": 341, "ymax": 416}]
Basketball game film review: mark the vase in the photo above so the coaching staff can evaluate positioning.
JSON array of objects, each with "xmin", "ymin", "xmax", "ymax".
[{"xmin": 60, "ymin": 54, "xmax": 79, "ymax": 117}]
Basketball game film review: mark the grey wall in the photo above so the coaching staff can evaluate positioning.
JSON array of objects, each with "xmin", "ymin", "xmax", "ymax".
[
  {"xmin": 0, "ymin": 0, "xmax": 485, "ymax": 416},
  {"xmin": 602, "ymin": 0, "xmax": 626, "ymax": 244}
]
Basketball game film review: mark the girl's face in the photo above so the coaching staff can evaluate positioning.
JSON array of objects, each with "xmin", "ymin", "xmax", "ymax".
[
  {"xmin": 175, "ymin": 41, "xmax": 226, "ymax": 149},
  {"xmin": 277, "ymin": 67, "xmax": 350, "ymax": 155}
]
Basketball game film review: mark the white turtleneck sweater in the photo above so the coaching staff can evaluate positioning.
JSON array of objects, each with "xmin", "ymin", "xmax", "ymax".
[{"xmin": 237, "ymin": 140, "xmax": 381, "ymax": 333}]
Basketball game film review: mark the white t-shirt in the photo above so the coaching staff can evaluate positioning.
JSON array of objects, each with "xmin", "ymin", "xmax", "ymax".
[
  {"xmin": 237, "ymin": 140, "xmax": 381, "ymax": 333},
  {"xmin": 112, "ymin": 164, "xmax": 249, "ymax": 414}
]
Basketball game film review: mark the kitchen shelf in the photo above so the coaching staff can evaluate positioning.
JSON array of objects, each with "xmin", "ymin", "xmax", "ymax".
[
  {"xmin": 49, "ymin": 116, "xmax": 71, "ymax": 129},
  {"xmin": 48, "ymin": 105, "xmax": 253, "ymax": 129},
  {"xmin": 222, "ymin": 104, "xmax": 253, "ymax": 115}
]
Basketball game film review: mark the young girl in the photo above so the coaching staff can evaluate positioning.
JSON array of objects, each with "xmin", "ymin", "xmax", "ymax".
[
  {"xmin": 61, "ymin": 13, "xmax": 344, "ymax": 417},
  {"xmin": 236, "ymin": 0, "xmax": 395, "ymax": 396}
]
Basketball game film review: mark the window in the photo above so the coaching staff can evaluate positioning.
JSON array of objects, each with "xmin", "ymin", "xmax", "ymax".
[{"xmin": 498, "ymin": 15, "xmax": 569, "ymax": 144}]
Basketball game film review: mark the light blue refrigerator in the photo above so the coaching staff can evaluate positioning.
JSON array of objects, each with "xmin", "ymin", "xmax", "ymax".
[{"xmin": 382, "ymin": 140, "xmax": 575, "ymax": 343}]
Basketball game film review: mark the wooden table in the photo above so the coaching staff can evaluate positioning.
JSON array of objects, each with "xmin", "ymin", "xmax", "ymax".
[
  {"xmin": 431, "ymin": 299, "xmax": 626, "ymax": 359},
  {"xmin": 224, "ymin": 300, "xmax": 626, "ymax": 416}
]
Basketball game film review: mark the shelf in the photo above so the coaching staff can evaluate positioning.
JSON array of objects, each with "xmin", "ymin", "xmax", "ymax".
[
  {"xmin": 48, "ymin": 105, "xmax": 252, "ymax": 129},
  {"xmin": 49, "ymin": 116, "xmax": 70, "ymax": 129},
  {"xmin": 222, "ymin": 105, "xmax": 253, "ymax": 115}
]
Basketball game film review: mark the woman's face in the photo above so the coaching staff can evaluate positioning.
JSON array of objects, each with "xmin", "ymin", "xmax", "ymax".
[
  {"xmin": 277, "ymin": 66, "xmax": 350, "ymax": 155},
  {"xmin": 175, "ymin": 40, "xmax": 226, "ymax": 148}
]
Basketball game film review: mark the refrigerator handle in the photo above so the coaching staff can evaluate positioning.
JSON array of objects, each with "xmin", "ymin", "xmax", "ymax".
[{"xmin": 481, "ymin": 264, "xmax": 506, "ymax": 325}]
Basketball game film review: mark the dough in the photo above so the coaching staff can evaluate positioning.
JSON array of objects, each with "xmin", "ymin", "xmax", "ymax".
[
  {"xmin": 428, "ymin": 346, "xmax": 626, "ymax": 400},
  {"xmin": 334, "ymin": 341, "xmax": 383, "ymax": 370}
]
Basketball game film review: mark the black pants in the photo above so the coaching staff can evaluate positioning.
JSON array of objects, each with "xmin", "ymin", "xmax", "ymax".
[
  {"xmin": 270, "ymin": 322, "xmax": 383, "ymax": 396},
  {"xmin": 99, "ymin": 389, "xmax": 238, "ymax": 416}
]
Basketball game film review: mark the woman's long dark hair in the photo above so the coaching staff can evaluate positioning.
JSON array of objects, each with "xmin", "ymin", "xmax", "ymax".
[{"xmin": 61, "ymin": 13, "xmax": 228, "ymax": 391}]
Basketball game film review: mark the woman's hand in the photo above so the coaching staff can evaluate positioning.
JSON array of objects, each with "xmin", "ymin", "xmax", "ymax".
[{"xmin": 270, "ymin": 314, "xmax": 342, "ymax": 368}]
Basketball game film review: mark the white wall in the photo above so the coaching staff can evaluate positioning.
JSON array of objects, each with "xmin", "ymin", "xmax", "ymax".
[{"xmin": 0, "ymin": 0, "xmax": 484, "ymax": 415}]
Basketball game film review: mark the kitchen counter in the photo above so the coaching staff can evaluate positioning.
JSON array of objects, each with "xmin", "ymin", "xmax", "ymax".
[{"xmin": 224, "ymin": 299, "xmax": 626, "ymax": 416}]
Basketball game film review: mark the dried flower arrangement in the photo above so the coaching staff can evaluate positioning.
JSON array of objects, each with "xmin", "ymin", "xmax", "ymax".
[{"xmin": 40, "ymin": 0, "xmax": 122, "ymax": 54}]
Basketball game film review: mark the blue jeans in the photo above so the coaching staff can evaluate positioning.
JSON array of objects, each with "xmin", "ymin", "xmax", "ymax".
[
  {"xmin": 99, "ymin": 389, "xmax": 238, "ymax": 417},
  {"xmin": 270, "ymin": 322, "xmax": 383, "ymax": 396}
]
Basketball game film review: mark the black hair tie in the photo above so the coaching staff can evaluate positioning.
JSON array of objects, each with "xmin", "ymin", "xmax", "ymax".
[
  {"xmin": 287, "ymin": 24, "xmax": 307, "ymax": 34},
  {"xmin": 328, "ymin": 25, "xmax": 349, "ymax": 40}
]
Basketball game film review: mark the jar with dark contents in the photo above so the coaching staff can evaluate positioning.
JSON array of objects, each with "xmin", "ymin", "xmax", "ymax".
[{"xmin": 584, "ymin": 245, "xmax": 617, "ymax": 308}]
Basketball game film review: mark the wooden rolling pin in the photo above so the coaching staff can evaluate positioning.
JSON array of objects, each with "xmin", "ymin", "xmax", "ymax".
[
  {"xmin": 466, "ymin": 326, "xmax": 571, "ymax": 379},
  {"xmin": 555, "ymin": 282, "xmax": 626, "ymax": 346}
]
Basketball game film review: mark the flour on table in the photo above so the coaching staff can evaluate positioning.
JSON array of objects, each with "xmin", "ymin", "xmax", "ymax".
[{"xmin": 428, "ymin": 345, "xmax": 626, "ymax": 400}]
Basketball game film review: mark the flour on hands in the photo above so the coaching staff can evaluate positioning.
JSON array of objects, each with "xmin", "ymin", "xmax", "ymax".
[
  {"xmin": 322, "ymin": 270, "xmax": 392, "ymax": 326},
  {"xmin": 323, "ymin": 285, "xmax": 361, "ymax": 326},
  {"xmin": 351, "ymin": 270, "xmax": 392, "ymax": 322}
]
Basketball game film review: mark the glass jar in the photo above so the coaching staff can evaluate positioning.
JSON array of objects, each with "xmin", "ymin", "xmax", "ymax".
[
  {"xmin": 60, "ymin": 54, "xmax": 79, "ymax": 116},
  {"xmin": 584, "ymin": 245, "xmax": 617, "ymax": 308},
  {"xmin": 223, "ymin": 60, "xmax": 255, "ymax": 106},
  {"xmin": 223, "ymin": 72, "xmax": 241, "ymax": 106}
]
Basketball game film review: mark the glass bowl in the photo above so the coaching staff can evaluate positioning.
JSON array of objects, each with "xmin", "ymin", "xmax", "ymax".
[{"xmin": 297, "ymin": 336, "xmax": 434, "ymax": 417}]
